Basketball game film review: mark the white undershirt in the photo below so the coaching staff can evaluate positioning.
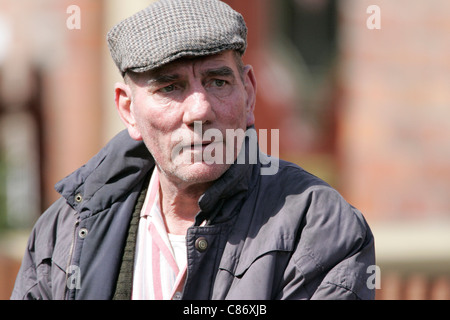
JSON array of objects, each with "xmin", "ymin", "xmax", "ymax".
[{"xmin": 167, "ymin": 233, "xmax": 187, "ymax": 270}]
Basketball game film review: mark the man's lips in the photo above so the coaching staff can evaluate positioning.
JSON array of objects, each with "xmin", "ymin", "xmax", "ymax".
[
  {"xmin": 175, "ymin": 136, "xmax": 223, "ymax": 148},
  {"xmin": 190, "ymin": 140, "xmax": 223, "ymax": 149}
]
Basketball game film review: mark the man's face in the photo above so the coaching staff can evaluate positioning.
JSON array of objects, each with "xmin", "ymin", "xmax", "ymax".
[{"xmin": 116, "ymin": 50, "xmax": 256, "ymax": 187}]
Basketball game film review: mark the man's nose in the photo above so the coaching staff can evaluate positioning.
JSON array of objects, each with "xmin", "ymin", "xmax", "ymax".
[{"xmin": 182, "ymin": 88, "xmax": 216, "ymax": 126}]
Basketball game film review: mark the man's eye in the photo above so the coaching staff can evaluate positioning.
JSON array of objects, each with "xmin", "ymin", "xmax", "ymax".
[
  {"xmin": 213, "ymin": 79, "xmax": 226, "ymax": 87},
  {"xmin": 159, "ymin": 84, "xmax": 175, "ymax": 93}
]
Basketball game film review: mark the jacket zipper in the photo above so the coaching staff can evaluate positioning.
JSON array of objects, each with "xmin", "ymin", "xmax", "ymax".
[{"xmin": 64, "ymin": 219, "xmax": 79, "ymax": 299}]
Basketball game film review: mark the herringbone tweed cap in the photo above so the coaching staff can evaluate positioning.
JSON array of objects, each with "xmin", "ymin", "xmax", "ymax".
[{"xmin": 107, "ymin": 0, "xmax": 247, "ymax": 75}]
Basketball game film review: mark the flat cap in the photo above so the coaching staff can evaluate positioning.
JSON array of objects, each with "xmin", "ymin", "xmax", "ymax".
[{"xmin": 107, "ymin": 0, "xmax": 247, "ymax": 75}]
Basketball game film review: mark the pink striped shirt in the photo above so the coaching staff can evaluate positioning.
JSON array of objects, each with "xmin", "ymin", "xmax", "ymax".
[{"xmin": 132, "ymin": 169, "xmax": 187, "ymax": 300}]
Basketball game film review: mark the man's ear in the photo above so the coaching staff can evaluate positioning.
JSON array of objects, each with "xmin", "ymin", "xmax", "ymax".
[
  {"xmin": 243, "ymin": 65, "xmax": 257, "ymax": 127},
  {"xmin": 114, "ymin": 82, "xmax": 142, "ymax": 141}
]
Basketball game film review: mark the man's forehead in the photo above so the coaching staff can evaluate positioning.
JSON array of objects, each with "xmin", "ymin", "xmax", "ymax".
[{"xmin": 141, "ymin": 51, "xmax": 237, "ymax": 79}]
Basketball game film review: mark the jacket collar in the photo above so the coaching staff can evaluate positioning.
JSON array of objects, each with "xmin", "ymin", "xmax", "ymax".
[{"xmin": 55, "ymin": 130, "xmax": 154, "ymax": 218}]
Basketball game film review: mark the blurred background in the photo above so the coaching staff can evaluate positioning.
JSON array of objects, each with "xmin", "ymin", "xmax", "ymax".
[{"xmin": 0, "ymin": 0, "xmax": 449, "ymax": 300}]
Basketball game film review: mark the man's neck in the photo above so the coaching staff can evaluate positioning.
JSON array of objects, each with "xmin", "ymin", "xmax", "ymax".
[{"xmin": 157, "ymin": 168, "xmax": 213, "ymax": 235}]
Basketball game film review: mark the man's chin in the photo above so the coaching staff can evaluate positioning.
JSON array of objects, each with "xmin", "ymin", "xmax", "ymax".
[{"xmin": 173, "ymin": 162, "xmax": 232, "ymax": 185}]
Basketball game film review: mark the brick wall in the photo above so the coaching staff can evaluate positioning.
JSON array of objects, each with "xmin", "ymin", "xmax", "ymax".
[
  {"xmin": 0, "ymin": 0, "xmax": 104, "ymax": 299},
  {"xmin": 337, "ymin": 0, "xmax": 450, "ymax": 222},
  {"xmin": 337, "ymin": 0, "xmax": 450, "ymax": 299},
  {"xmin": 0, "ymin": 256, "xmax": 20, "ymax": 299},
  {"xmin": 40, "ymin": 0, "xmax": 104, "ymax": 207}
]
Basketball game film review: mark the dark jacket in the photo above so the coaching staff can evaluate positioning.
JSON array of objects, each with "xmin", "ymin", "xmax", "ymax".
[{"xmin": 11, "ymin": 129, "xmax": 375, "ymax": 300}]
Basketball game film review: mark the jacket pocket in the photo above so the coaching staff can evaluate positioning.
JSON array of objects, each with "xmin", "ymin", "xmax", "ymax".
[
  {"xmin": 219, "ymin": 235, "xmax": 295, "ymax": 278},
  {"xmin": 214, "ymin": 237, "xmax": 295, "ymax": 299}
]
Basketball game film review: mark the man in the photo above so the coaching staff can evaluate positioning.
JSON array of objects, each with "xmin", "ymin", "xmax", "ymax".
[{"xmin": 11, "ymin": 0, "xmax": 375, "ymax": 300}]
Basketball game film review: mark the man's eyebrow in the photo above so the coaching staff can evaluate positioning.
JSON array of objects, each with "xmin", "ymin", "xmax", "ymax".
[
  {"xmin": 146, "ymin": 73, "xmax": 181, "ymax": 86},
  {"xmin": 144, "ymin": 66, "xmax": 235, "ymax": 86},
  {"xmin": 202, "ymin": 66, "xmax": 235, "ymax": 78}
]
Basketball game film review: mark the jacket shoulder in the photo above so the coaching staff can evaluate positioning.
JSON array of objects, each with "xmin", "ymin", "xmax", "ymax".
[
  {"xmin": 257, "ymin": 161, "xmax": 375, "ymax": 299},
  {"xmin": 54, "ymin": 130, "xmax": 153, "ymax": 217},
  {"xmin": 28, "ymin": 197, "xmax": 76, "ymax": 260}
]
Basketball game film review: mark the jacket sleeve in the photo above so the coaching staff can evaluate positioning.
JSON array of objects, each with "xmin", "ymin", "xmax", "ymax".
[
  {"xmin": 10, "ymin": 228, "xmax": 52, "ymax": 300},
  {"xmin": 309, "ymin": 227, "xmax": 375, "ymax": 300},
  {"xmin": 278, "ymin": 186, "xmax": 376, "ymax": 300},
  {"xmin": 10, "ymin": 198, "xmax": 75, "ymax": 300}
]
